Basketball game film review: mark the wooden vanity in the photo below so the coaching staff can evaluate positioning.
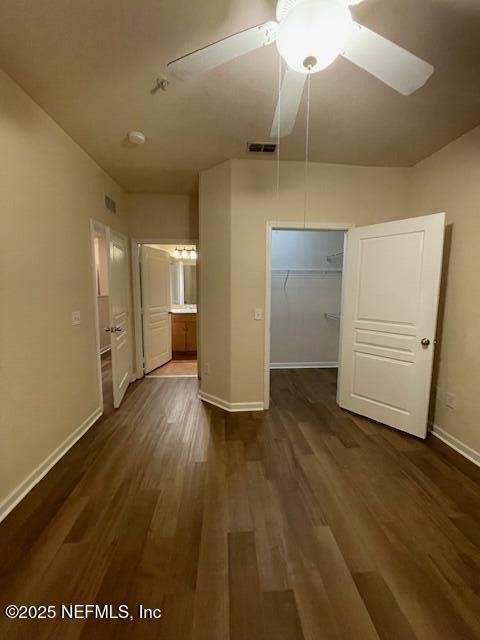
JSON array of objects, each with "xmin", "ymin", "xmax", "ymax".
[{"xmin": 171, "ymin": 312, "xmax": 197, "ymax": 354}]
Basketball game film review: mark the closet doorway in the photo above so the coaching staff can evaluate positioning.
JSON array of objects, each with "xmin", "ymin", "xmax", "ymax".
[
  {"xmin": 264, "ymin": 223, "xmax": 351, "ymax": 409},
  {"xmin": 265, "ymin": 214, "xmax": 445, "ymax": 438}
]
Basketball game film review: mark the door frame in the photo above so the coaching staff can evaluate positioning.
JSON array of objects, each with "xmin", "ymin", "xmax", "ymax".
[
  {"xmin": 131, "ymin": 237, "xmax": 198, "ymax": 379},
  {"xmin": 89, "ymin": 219, "xmax": 108, "ymax": 411},
  {"xmin": 264, "ymin": 221, "xmax": 354, "ymax": 410},
  {"xmin": 90, "ymin": 219, "xmax": 134, "ymax": 411}
]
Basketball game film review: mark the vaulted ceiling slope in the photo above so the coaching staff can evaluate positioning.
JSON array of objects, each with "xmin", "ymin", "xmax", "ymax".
[{"xmin": 0, "ymin": 0, "xmax": 479, "ymax": 194}]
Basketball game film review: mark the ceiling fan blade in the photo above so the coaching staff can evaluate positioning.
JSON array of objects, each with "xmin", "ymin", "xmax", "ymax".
[
  {"xmin": 270, "ymin": 68, "xmax": 307, "ymax": 138},
  {"xmin": 342, "ymin": 23, "xmax": 434, "ymax": 95},
  {"xmin": 167, "ymin": 22, "xmax": 278, "ymax": 80}
]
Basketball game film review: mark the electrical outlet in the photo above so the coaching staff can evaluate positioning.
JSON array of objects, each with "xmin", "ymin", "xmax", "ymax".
[
  {"xmin": 204, "ymin": 362, "xmax": 210, "ymax": 375},
  {"xmin": 445, "ymin": 392, "xmax": 457, "ymax": 409},
  {"xmin": 254, "ymin": 308, "xmax": 263, "ymax": 321},
  {"xmin": 71, "ymin": 310, "xmax": 81, "ymax": 326}
]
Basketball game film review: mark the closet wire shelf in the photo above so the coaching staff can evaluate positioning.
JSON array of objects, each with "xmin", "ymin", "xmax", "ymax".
[
  {"xmin": 326, "ymin": 251, "xmax": 344, "ymax": 263},
  {"xmin": 272, "ymin": 268, "xmax": 342, "ymax": 289},
  {"xmin": 324, "ymin": 313, "xmax": 341, "ymax": 321}
]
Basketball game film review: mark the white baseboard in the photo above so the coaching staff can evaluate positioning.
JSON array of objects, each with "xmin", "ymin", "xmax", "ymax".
[
  {"xmin": 198, "ymin": 390, "xmax": 264, "ymax": 413},
  {"xmin": 270, "ymin": 361, "xmax": 338, "ymax": 369},
  {"xmin": 99, "ymin": 345, "xmax": 111, "ymax": 355},
  {"xmin": 429, "ymin": 423, "xmax": 480, "ymax": 468},
  {"xmin": 0, "ymin": 407, "xmax": 103, "ymax": 524}
]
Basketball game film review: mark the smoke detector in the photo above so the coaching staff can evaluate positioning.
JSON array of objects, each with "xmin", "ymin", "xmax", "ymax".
[{"xmin": 128, "ymin": 131, "xmax": 146, "ymax": 145}]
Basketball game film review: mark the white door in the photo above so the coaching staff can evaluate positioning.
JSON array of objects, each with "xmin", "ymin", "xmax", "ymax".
[
  {"xmin": 141, "ymin": 246, "xmax": 172, "ymax": 373},
  {"xmin": 338, "ymin": 212, "xmax": 445, "ymax": 438},
  {"xmin": 107, "ymin": 229, "xmax": 131, "ymax": 408}
]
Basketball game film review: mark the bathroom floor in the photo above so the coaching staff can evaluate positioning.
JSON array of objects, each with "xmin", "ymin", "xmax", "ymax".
[{"xmin": 147, "ymin": 359, "xmax": 198, "ymax": 378}]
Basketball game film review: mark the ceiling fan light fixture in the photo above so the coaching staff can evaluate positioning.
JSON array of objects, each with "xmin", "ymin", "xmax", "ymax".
[
  {"xmin": 276, "ymin": 0, "xmax": 353, "ymax": 74},
  {"xmin": 167, "ymin": 0, "xmax": 434, "ymax": 140}
]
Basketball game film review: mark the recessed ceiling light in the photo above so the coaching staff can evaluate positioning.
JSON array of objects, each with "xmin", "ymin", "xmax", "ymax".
[{"xmin": 128, "ymin": 131, "xmax": 146, "ymax": 145}]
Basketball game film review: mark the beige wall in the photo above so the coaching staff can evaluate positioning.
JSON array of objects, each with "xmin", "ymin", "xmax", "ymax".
[
  {"xmin": 127, "ymin": 193, "xmax": 198, "ymax": 239},
  {"xmin": 410, "ymin": 126, "xmax": 480, "ymax": 454},
  {"xmin": 0, "ymin": 68, "xmax": 127, "ymax": 513},
  {"xmin": 198, "ymin": 162, "xmax": 232, "ymax": 401}
]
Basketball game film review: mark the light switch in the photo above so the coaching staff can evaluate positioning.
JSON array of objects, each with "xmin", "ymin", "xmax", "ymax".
[
  {"xmin": 71, "ymin": 310, "xmax": 81, "ymax": 326},
  {"xmin": 254, "ymin": 308, "xmax": 263, "ymax": 321}
]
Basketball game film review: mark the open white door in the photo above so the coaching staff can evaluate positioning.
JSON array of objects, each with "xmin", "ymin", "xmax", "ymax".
[
  {"xmin": 140, "ymin": 246, "xmax": 172, "ymax": 374},
  {"xmin": 338, "ymin": 213, "xmax": 445, "ymax": 438},
  {"xmin": 107, "ymin": 229, "xmax": 131, "ymax": 408}
]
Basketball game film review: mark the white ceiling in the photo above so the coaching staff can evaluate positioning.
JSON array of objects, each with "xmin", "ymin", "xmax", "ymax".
[{"xmin": 0, "ymin": 0, "xmax": 479, "ymax": 193}]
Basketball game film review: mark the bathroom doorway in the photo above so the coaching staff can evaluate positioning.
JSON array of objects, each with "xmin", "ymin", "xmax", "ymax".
[{"xmin": 132, "ymin": 241, "xmax": 198, "ymax": 379}]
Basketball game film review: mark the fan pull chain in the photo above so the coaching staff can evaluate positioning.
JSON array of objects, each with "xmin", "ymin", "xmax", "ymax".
[
  {"xmin": 303, "ymin": 72, "xmax": 312, "ymax": 228},
  {"xmin": 276, "ymin": 53, "xmax": 282, "ymax": 216}
]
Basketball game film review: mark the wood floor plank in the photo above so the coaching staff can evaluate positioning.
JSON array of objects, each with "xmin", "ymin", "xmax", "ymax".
[
  {"xmin": 228, "ymin": 531, "xmax": 264, "ymax": 640},
  {"xmin": 312, "ymin": 527, "xmax": 380, "ymax": 640},
  {"xmin": 190, "ymin": 407, "xmax": 229, "ymax": 640},
  {"xmin": 227, "ymin": 440, "xmax": 253, "ymax": 533},
  {"xmin": 78, "ymin": 490, "xmax": 158, "ymax": 640},
  {"xmin": 166, "ymin": 461, "xmax": 206, "ymax": 595},
  {"xmin": 354, "ymin": 571, "xmax": 417, "ymax": 640},
  {"xmin": 157, "ymin": 592, "xmax": 195, "ymax": 640},
  {"xmin": 246, "ymin": 460, "xmax": 290, "ymax": 592},
  {"xmin": 262, "ymin": 590, "xmax": 304, "ymax": 640},
  {"xmin": 286, "ymin": 561, "xmax": 341, "ymax": 640}
]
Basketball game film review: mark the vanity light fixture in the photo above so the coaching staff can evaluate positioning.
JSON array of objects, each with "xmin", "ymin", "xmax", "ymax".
[{"xmin": 171, "ymin": 246, "xmax": 197, "ymax": 260}]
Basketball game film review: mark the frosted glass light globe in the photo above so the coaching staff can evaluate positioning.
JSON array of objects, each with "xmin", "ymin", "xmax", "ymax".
[{"xmin": 276, "ymin": 0, "xmax": 353, "ymax": 74}]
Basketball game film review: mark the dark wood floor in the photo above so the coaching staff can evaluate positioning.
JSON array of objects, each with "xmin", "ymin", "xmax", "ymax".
[{"xmin": 1, "ymin": 369, "xmax": 480, "ymax": 639}]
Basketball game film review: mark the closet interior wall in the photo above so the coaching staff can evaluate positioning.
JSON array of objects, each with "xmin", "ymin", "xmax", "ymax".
[{"xmin": 270, "ymin": 229, "xmax": 345, "ymax": 368}]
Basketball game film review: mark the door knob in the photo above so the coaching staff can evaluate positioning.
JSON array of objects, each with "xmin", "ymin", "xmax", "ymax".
[
  {"xmin": 114, "ymin": 326, "xmax": 123, "ymax": 333},
  {"xmin": 421, "ymin": 338, "xmax": 430, "ymax": 347},
  {"xmin": 104, "ymin": 327, "xmax": 113, "ymax": 333}
]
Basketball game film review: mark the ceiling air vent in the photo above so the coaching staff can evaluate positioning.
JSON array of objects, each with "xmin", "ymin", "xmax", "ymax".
[
  {"xmin": 104, "ymin": 194, "xmax": 117, "ymax": 214},
  {"xmin": 247, "ymin": 142, "xmax": 278, "ymax": 154}
]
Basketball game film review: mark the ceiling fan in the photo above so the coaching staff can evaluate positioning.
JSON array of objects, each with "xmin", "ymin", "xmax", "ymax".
[{"xmin": 167, "ymin": 0, "xmax": 434, "ymax": 138}]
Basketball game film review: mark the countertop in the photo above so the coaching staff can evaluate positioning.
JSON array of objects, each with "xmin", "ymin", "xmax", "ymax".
[{"xmin": 170, "ymin": 306, "xmax": 197, "ymax": 314}]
